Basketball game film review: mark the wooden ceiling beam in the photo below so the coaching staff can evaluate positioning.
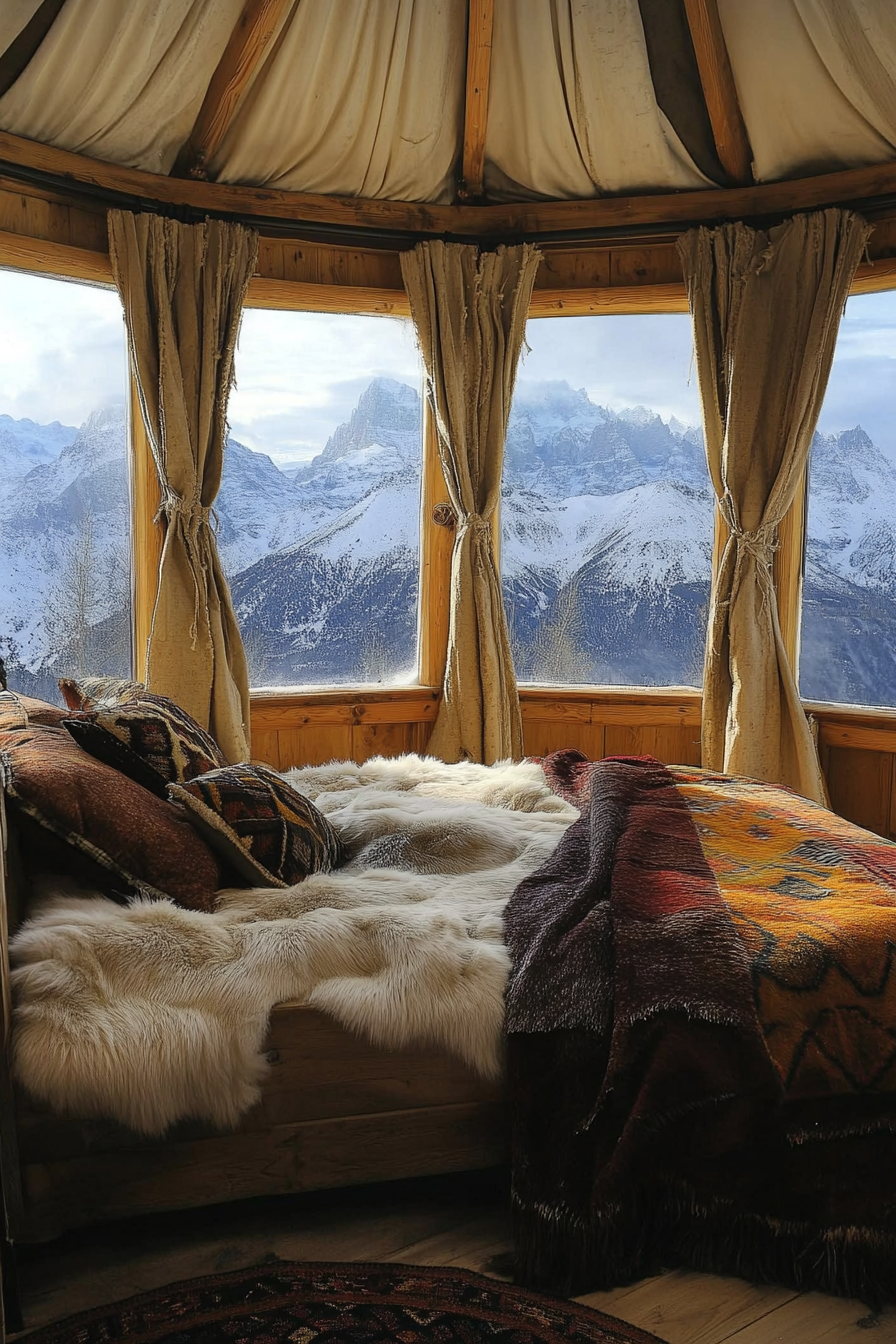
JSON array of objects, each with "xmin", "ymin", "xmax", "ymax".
[
  {"xmin": 3, "ymin": 128, "xmax": 895, "ymax": 241},
  {"xmin": 681, "ymin": 0, "xmax": 753, "ymax": 186},
  {"xmin": 171, "ymin": 0, "xmax": 289, "ymax": 181},
  {"xmin": 458, "ymin": 0, "xmax": 495, "ymax": 202}
]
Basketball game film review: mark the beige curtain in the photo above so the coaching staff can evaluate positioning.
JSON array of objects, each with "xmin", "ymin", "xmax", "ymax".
[
  {"xmin": 0, "ymin": 0, "xmax": 244, "ymax": 175},
  {"xmin": 108, "ymin": 210, "xmax": 257, "ymax": 762},
  {"xmin": 400, "ymin": 240, "xmax": 541, "ymax": 764},
  {"xmin": 679, "ymin": 209, "xmax": 871, "ymax": 803},
  {"xmin": 718, "ymin": 0, "xmax": 896, "ymax": 182},
  {"xmin": 211, "ymin": 0, "xmax": 466, "ymax": 203},
  {"xmin": 486, "ymin": 0, "xmax": 709, "ymax": 200}
]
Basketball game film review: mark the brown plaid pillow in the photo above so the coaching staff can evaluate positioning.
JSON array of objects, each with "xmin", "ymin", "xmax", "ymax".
[
  {"xmin": 60, "ymin": 683, "xmax": 226, "ymax": 799},
  {"xmin": 0, "ymin": 722, "xmax": 222, "ymax": 911},
  {"xmin": 169, "ymin": 763, "xmax": 344, "ymax": 888}
]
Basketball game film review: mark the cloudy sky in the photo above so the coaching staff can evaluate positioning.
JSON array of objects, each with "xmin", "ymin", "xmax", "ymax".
[{"xmin": 1, "ymin": 268, "xmax": 895, "ymax": 466}]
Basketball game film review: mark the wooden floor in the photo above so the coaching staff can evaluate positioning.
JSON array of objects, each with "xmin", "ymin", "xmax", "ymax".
[{"xmin": 10, "ymin": 1170, "xmax": 896, "ymax": 1343}]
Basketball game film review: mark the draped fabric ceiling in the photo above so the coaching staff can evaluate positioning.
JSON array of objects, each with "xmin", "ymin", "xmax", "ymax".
[{"xmin": 1, "ymin": 0, "xmax": 895, "ymax": 205}]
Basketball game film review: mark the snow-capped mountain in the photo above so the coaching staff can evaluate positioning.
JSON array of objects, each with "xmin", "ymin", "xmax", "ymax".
[{"xmin": 1, "ymin": 377, "xmax": 895, "ymax": 706}]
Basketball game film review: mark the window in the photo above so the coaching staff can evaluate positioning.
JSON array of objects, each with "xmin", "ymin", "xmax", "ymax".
[
  {"xmin": 799, "ymin": 291, "xmax": 896, "ymax": 709},
  {"xmin": 225, "ymin": 308, "xmax": 424, "ymax": 689},
  {"xmin": 0, "ymin": 268, "xmax": 131, "ymax": 702},
  {"xmin": 502, "ymin": 313, "xmax": 711, "ymax": 687}
]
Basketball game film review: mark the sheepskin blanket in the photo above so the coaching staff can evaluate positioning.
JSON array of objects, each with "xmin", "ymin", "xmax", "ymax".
[{"xmin": 11, "ymin": 754, "xmax": 576, "ymax": 1136}]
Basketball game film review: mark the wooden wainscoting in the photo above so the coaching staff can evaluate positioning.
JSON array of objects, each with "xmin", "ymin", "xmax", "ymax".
[
  {"xmin": 250, "ymin": 688, "xmax": 896, "ymax": 842},
  {"xmin": 249, "ymin": 688, "xmax": 441, "ymax": 771},
  {"xmin": 249, "ymin": 686, "xmax": 703, "ymax": 772},
  {"xmin": 520, "ymin": 687, "xmax": 702, "ymax": 764},
  {"xmin": 813, "ymin": 705, "xmax": 896, "ymax": 841}
]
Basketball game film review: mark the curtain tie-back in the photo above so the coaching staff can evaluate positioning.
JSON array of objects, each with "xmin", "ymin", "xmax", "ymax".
[
  {"xmin": 458, "ymin": 512, "xmax": 492, "ymax": 540},
  {"xmin": 719, "ymin": 496, "xmax": 777, "ymax": 568},
  {"xmin": 157, "ymin": 491, "xmax": 213, "ymax": 536},
  {"xmin": 728, "ymin": 522, "xmax": 777, "ymax": 567},
  {"xmin": 157, "ymin": 491, "xmax": 215, "ymax": 644}
]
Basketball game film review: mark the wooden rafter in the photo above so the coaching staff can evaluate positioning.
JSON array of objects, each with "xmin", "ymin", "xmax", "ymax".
[
  {"xmin": 682, "ymin": 0, "xmax": 753, "ymax": 186},
  {"xmin": 458, "ymin": 0, "xmax": 495, "ymax": 201},
  {"xmin": 171, "ymin": 0, "xmax": 289, "ymax": 181},
  {"xmin": 4, "ymin": 128, "xmax": 896, "ymax": 238}
]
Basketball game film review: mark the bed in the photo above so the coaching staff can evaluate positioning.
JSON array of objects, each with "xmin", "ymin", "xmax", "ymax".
[
  {"xmin": 0, "ymin": 751, "xmax": 575, "ymax": 1244},
  {"xmin": 3, "ymin": 739, "xmax": 896, "ymax": 1311}
]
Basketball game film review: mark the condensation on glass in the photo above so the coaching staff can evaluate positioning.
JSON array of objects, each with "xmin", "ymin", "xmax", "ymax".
[
  {"xmin": 502, "ymin": 314, "xmax": 711, "ymax": 688},
  {"xmin": 226, "ymin": 309, "xmax": 423, "ymax": 690},
  {"xmin": 0, "ymin": 268, "xmax": 132, "ymax": 702},
  {"xmin": 799, "ymin": 292, "xmax": 896, "ymax": 710}
]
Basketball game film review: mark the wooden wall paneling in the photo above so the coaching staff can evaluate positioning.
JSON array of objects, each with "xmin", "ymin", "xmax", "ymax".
[
  {"xmin": 890, "ymin": 767, "xmax": 896, "ymax": 842},
  {"xmin": 824, "ymin": 746, "xmax": 894, "ymax": 838},
  {"xmin": 521, "ymin": 719, "xmax": 605, "ymax": 760},
  {"xmin": 249, "ymin": 729, "xmax": 281, "ymax": 770},
  {"xmin": 816, "ymin": 719, "xmax": 896, "ymax": 755},
  {"xmin": 351, "ymin": 722, "xmax": 417, "ymax": 763},
  {"xmin": 409, "ymin": 721, "xmax": 434, "ymax": 756},
  {"xmin": 276, "ymin": 726, "xmax": 353, "ymax": 770},
  {"xmin": 609, "ymin": 244, "xmax": 683, "ymax": 287},
  {"xmin": 255, "ymin": 237, "xmax": 405, "ymax": 290},
  {"xmin": 534, "ymin": 246, "xmax": 611, "ymax": 290},
  {"xmin": 604, "ymin": 723, "xmax": 701, "ymax": 764}
]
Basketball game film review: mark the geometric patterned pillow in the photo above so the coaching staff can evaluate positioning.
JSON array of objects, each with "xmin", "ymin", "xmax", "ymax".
[
  {"xmin": 168, "ymin": 763, "xmax": 344, "ymax": 888},
  {"xmin": 62, "ymin": 694, "xmax": 227, "ymax": 799},
  {"xmin": 58, "ymin": 676, "xmax": 148, "ymax": 711}
]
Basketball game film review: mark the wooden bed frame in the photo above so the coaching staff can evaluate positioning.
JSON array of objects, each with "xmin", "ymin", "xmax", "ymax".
[{"xmin": 0, "ymin": 792, "xmax": 507, "ymax": 1247}]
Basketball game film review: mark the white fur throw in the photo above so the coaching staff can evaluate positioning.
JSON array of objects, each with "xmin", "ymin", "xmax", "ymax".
[{"xmin": 11, "ymin": 754, "xmax": 576, "ymax": 1135}]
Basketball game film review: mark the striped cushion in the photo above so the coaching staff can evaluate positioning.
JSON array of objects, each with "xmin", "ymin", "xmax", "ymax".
[
  {"xmin": 169, "ymin": 763, "xmax": 344, "ymax": 888},
  {"xmin": 61, "ymin": 686, "xmax": 226, "ymax": 798}
]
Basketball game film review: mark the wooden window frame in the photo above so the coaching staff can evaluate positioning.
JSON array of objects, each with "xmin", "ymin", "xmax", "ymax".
[{"xmin": 3, "ymin": 235, "xmax": 895, "ymax": 706}]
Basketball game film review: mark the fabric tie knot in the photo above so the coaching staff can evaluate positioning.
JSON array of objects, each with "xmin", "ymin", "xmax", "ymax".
[
  {"xmin": 459, "ymin": 512, "xmax": 492, "ymax": 539},
  {"xmin": 159, "ymin": 491, "xmax": 213, "ymax": 535},
  {"xmin": 719, "ymin": 497, "xmax": 776, "ymax": 566}
]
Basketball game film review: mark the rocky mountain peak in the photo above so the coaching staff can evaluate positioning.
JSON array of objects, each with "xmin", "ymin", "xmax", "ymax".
[{"xmin": 318, "ymin": 377, "xmax": 421, "ymax": 464}]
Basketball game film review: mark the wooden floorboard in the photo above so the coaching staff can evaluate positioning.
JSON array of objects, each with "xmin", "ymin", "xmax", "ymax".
[{"xmin": 10, "ymin": 1171, "xmax": 896, "ymax": 1342}]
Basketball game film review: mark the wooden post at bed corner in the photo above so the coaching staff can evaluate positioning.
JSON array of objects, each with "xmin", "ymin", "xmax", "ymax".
[{"xmin": 0, "ymin": 795, "xmax": 25, "ymax": 1335}]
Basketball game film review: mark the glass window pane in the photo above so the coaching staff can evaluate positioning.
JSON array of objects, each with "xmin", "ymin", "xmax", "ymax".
[
  {"xmin": 502, "ymin": 314, "xmax": 710, "ymax": 687},
  {"xmin": 225, "ymin": 309, "xmax": 423, "ymax": 689},
  {"xmin": 0, "ymin": 269, "xmax": 131, "ymax": 702},
  {"xmin": 800, "ymin": 291, "xmax": 896, "ymax": 708}
]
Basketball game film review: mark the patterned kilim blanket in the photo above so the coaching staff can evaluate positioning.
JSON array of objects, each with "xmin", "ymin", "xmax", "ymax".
[{"xmin": 504, "ymin": 751, "xmax": 896, "ymax": 1304}]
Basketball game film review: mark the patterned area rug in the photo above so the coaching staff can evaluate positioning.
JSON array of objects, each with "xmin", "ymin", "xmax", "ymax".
[{"xmin": 25, "ymin": 1261, "xmax": 666, "ymax": 1342}]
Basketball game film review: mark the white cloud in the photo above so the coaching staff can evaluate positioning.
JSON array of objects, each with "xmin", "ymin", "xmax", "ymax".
[
  {"xmin": 229, "ymin": 308, "xmax": 422, "ymax": 462},
  {"xmin": 816, "ymin": 292, "xmax": 896, "ymax": 459},
  {"xmin": 0, "ymin": 269, "xmax": 128, "ymax": 427},
  {"xmin": 518, "ymin": 313, "xmax": 703, "ymax": 428}
]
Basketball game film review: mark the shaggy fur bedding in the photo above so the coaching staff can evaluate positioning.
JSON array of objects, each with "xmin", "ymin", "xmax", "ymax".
[{"xmin": 10, "ymin": 754, "xmax": 576, "ymax": 1135}]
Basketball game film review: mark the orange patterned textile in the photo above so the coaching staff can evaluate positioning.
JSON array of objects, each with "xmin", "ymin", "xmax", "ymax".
[{"xmin": 672, "ymin": 767, "xmax": 896, "ymax": 1101}]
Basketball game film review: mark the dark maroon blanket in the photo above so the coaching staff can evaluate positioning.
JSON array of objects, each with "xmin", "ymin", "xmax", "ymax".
[{"xmin": 503, "ymin": 751, "xmax": 896, "ymax": 1304}]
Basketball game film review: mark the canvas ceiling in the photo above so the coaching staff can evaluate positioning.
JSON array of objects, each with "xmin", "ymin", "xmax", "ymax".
[{"xmin": 0, "ymin": 0, "xmax": 894, "ymax": 205}]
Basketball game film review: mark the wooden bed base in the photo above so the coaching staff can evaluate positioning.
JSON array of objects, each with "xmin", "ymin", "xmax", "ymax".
[{"xmin": 0, "ymin": 795, "xmax": 507, "ymax": 1246}]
